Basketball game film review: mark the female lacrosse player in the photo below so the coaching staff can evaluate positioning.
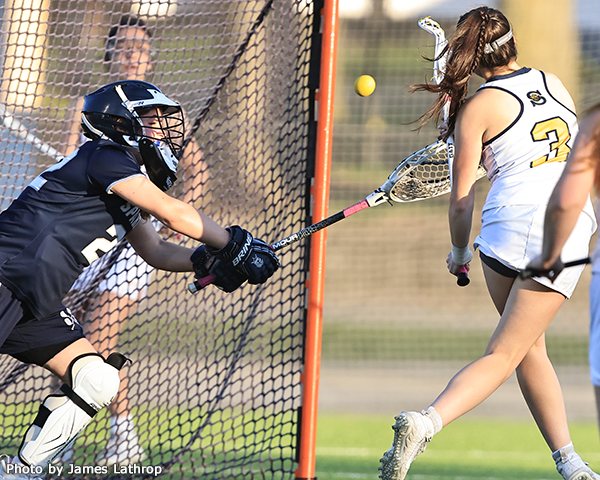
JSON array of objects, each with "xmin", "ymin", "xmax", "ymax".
[
  {"xmin": 526, "ymin": 105, "xmax": 600, "ymax": 442},
  {"xmin": 0, "ymin": 80, "xmax": 279, "ymax": 477},
  {"xmin": 379, "ymin": 7, "xmax": 598, "ymax": 480}
]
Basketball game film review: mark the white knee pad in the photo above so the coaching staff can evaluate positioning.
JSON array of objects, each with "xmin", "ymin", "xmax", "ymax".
[{"xmin": 19, "ymin": 352, "xmax": 128, "ymax": 468}]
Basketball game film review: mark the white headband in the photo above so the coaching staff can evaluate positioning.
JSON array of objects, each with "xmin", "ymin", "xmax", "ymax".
[{"xmin": 484, "ymin": 29, "xmax": 513, "ymax": 54}]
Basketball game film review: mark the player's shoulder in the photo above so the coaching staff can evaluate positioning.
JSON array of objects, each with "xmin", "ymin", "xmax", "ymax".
[
  {"xmin": 87, "ymin": 139, "xmax": 138, "ymax": 164},
  {"xmin": 540, "ymin": 70, "xmax": 576, "ymax": 112},
  {"xmin": 462, "ymin": 86, "xmax": 518, "ymax": 119}
]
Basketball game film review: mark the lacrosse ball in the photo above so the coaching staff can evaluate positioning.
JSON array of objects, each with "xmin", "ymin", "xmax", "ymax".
[{"xmin": 354, "ymin": 75, "xmax": 376, "ymax": 97}]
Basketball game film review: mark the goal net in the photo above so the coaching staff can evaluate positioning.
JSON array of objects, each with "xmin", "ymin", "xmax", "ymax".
[{"xmin": 0, "ymin": 1, "xmax": 320, "ymax": 478}]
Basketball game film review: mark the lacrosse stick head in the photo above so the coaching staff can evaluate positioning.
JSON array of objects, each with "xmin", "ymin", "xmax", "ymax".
[
  {"xmin": 380, "ymin": 141, "xmax": 450, "ymax": 202},
  {"xmin": 418, "ymin": 17, "xmax": 445, "ymax": 42},
  {"xmin": 378, "ymin": 141, "xmax": 486, "ymax": 203}
]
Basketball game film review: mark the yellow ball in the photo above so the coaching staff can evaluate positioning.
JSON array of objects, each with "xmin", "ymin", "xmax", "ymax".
[{"xmin": 354, "ymin": 75, "xmax": 376, "ymax": 97}]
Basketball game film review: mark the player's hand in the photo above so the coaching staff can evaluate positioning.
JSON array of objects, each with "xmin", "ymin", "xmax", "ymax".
[
  {"xmin": 242, "ymin": 237, "xmax": 281, "ymax": 284},
  {"xmin": 190, "ymin": 226, "xmax": 280, "ymax": 292},
  {"xmin": 521, "ymin": 255, "xmax": 564, "ymax": 282},
  {"xmin": 190, "ymin": 245, "xmax": 246, "ymax": 292},
  {"xmin": 446, "ymin": 250, "xmax": 472, "ymax": 277}
]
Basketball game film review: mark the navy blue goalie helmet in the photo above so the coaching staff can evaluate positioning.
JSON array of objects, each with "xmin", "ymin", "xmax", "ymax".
[{"xmin": 81, "ymin": 80, "xmax": 184, "ymax": 191}]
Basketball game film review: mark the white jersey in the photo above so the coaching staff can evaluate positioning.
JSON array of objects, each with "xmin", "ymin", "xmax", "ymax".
[
  {"xmin": 473, "ymin": 67, "xmax": 597, "ymax": 297},
  {"xmin": 480, "ymin": 67, "xmax": 578, "ymax": 210}
]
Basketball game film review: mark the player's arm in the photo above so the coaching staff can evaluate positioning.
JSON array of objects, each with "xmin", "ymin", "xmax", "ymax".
[
  {"xmin": 530, "ymin": 109, "xmax": 600, "ymax": 271},
  {"xmin": 111, "ymin": 175, "xmax": 229, "ymax": 249},
  {"xmin": 447, "ymin": 96, "xmax": 485, "ymax": 273},
  {"xmin": 113, "ymin": 175, "xmax": 280, "ymax": 289},
  {"xmin": 126, "ymin": 217, "xmax": 195, "ymax": 271}
]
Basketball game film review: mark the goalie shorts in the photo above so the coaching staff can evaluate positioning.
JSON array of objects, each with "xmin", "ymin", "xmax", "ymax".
[
  {"xmin": 474, "ymin": 203, "xmax": 596, "ymax": 298},
  {"xmin": 0, "ymin": 284, "xmax": 85, "ymax": 365},
  {"xmin": 73, "ymin": 244, "xmax": 154, "ymax": 300}
]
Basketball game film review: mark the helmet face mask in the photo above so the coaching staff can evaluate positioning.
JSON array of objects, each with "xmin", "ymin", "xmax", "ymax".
[{"xmin": 81, "ymin": 80, "xmax": 185, "ymax": 191}]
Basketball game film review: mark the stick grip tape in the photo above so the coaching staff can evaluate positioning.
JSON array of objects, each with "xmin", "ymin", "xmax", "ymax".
[{"xmin": 457, "ymin": 266, "xmax": 470, "ymax": 287}]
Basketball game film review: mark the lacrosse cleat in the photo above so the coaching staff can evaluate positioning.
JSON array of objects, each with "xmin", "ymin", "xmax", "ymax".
[
  {"xmin": 553, "ymin": 442, "xmax": 600, "ymax": 480},
  {"xmin": 379, "ymin": 410, "xmax": 438, "ymax": 480}
]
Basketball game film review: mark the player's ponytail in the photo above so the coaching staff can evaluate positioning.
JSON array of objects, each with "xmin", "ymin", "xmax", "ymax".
[{"xmin": 411, "ymin": 7, "xmax": 516, "ymax": 139}]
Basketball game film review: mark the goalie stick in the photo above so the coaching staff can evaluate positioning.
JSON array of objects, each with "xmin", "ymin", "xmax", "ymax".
[
  {"xmin": 189, "ymin": 18, "xmax": 483, "ymax": 294},
  {"xmin": 189, "ymin": 140, "xmax": 459, "ymax": 293}
]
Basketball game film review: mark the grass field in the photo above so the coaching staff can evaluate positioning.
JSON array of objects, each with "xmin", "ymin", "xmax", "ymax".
[{"xmin": 316, "ymin": 413, "xmax": 600, "ymax": 480}]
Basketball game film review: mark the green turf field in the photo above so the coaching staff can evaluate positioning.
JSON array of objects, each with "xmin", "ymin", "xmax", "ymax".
[{"xmin": 316, "ymin": 413, "xmax": 600, "ymax": 480}]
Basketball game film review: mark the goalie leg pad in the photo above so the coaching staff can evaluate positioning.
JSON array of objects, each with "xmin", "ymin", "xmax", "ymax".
[{"xmin": 19, "ymin": 353, "xmax": 125, "ymax": 468}]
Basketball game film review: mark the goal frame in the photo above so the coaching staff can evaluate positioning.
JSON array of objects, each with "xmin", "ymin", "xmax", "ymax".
[{"xmin": 295, "ymin": 0, "xmax": 338, "ymax": 479}]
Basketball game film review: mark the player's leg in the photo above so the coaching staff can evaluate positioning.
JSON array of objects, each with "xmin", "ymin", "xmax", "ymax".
[
  {"xmin": 84, "ymin": 289, "xmax": 133, "ymax": 417},
  {"xmin": 474, "ymin": 265, "xmax": 596, "ymax": 480},
  {"xmin": 27, "ymin": 338, "xmax": 125, "ymax": 466},
  {"xmin": 516, "ymin": 332, "xmax": 570, "ymax": 450},
  {"xmin": 432, "ymin": 275, "xmax": 564, "ymax": 423},
  {"xmin": 1, "ymin": 315, "xmax": 127, "ymax": 473},
  {"xmin": 379, "ymin": 272, "xmax": 564, "ymax": 480},
  {"xmin": 514, "ymin": 327, "xmax": 597, "ymax": 479},
  {"xmin": 481, "ymin": 263, "xmax": 572, "ymax": 451}
]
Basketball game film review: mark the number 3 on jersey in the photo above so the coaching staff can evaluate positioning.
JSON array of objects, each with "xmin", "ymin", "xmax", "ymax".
[{"xmin": 530, "ymin": 117, "xmax": 571, "ymax": 168}]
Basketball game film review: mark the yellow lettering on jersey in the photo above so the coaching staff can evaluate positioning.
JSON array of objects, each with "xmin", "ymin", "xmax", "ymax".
[
  {"xmin": 530, "ymin": 117, "xmax": 571, "ymax": 168},
  {"xmin": 81, "ymin": 225, "xmax": 118, "ymax": 264}
]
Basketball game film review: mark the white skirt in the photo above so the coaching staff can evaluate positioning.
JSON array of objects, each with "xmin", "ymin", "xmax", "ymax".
[{"xmin": 474, "ymin": 203, "xmax": 596, "ymax": 298}]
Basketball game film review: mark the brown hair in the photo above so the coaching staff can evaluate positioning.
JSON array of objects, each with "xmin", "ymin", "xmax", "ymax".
[{"xmin": 411, "ymin": 7, "xmax": 517, "ymax": 139}]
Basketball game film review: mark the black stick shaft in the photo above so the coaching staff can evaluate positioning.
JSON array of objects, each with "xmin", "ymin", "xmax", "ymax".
[{"xmin": 188, "ymin": 199, "xmax": 371, "ymax": 293}]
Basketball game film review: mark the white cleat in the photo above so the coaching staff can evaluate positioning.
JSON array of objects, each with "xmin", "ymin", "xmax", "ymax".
[
  {"xmin": 0, "ymin": 456, "xmax": 44, "ymax": 480},
  {"xmin": 378, "ymin": 411, "xmax": 435, "ymax": 480},
  {"xmin": 553, "ymin": 443, "xmax": 600, "ymax": 480},
  {"xmin": 558, "ymin": 467, "xmax": 600, "ymax": 480}
]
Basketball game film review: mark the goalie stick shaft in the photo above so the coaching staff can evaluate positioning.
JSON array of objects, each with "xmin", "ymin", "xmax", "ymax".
[{"xmin": 188, "ymin": 196, "xmax": 383, "ymax": 293}]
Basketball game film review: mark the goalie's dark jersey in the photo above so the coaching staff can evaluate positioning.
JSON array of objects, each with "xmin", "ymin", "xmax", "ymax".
[{"xmin": 0, "ymin": 139, "xmax": 144, "ymax": 320}]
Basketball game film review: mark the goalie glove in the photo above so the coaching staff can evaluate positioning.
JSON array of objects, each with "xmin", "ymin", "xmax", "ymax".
[{"xmin": 191, "ymin": 226, "xmax": 280, "ymax": 292}]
